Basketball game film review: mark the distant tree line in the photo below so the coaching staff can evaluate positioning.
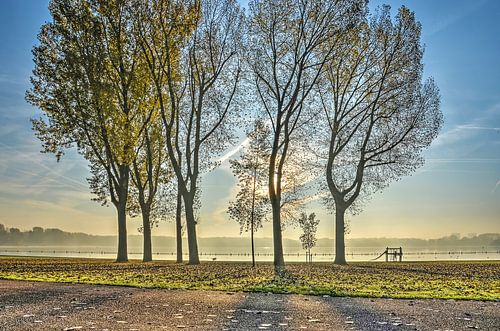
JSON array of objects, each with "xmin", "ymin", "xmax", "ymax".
[
  {"xmin": 27, "ymin": 0, "xmax": 442, "ymax": 271},
  {"xmin": 0, "ymin": 224, "xmax": 498, "ymax": 249},
  {"xmin": 0, "ymin": 224, "xmax": 114, "ymax": 246},
  {"xmin": 344, "ymin": 234, "xmax": 500, "ymax": 249}
]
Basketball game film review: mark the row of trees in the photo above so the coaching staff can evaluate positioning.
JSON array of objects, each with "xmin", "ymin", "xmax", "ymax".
[
  {"xmin": 27, "ymin": 0, "xmax": 442, "ymax": 270},
  {"xmin": 0, "ymin": 225, "xmax": 115, "ymax": 245}
]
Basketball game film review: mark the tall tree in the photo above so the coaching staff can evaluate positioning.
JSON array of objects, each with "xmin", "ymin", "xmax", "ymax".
[
  {"xmin": 175, "ymin": 183, "xmax": 184, "ymax": 263},
  {"xmin": 298, "ymin": 212, "xmax": 320, "ymax": 263},
  {"xmin": 317, "ymin": 6, "xmax": 443, "ymax": 264},
  {"xmin": 163, "ymin": 178, "xmax": 198, "ymax": 264},
  {"xmin": 27, "ymin": 0, "xmax": 154, "ymax": 262},
  {"xmin": 247, "ymin": 0, "xmax": 365, "ymax": 270},
  {"xmin": 129, "ymin": 114, "xmax": 170, "ymax": 262},
  {"xmin": 135, "ymin": 0, "xmax": 244, "ymax": 264},
  {"xmin": 228, "ymin": 119, "xmax": 270, "ymax": 267}
]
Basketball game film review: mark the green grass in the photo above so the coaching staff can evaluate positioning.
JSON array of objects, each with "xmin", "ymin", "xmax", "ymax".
[{"xmin": 0, "ymin": 257, "xmax": 498, "ymax": 301}]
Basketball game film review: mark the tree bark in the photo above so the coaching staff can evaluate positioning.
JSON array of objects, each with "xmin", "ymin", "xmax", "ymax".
[
  {"xmin": 142, "ymin": 208, "xmax": 152, "ymax": 262},
  {"xmin": 116, "ymin": 165, "xmax": 130, "ymax": 262},
  {"xmin": 116, "ymin": 201, "xmax": 128, "ymax": 262},
  {"xmin": 271, "ymin": 201, "xmax": 285, "ymax": 272},
  {"xmin": 250, "ymin": 223, "xmax": 255, "ymax": 268},
  {"xmin": 116, "ymin": 165, "xmax": 129, "ymax": 262},
  {"xmin": 176, "ymin": 189, "xmax": 183, "ymax": 263},
  {"xmin": 334, "ymin": 206, "xmax": 347, "ymax": 265},
  {"xmin": 269, "ymin": 150, "xmax": 285, "ymax": 272},
  {"xmin": 250, "ymin": 167, "xmax": 257, "ymax": 268},
  {"xmin": 183, "ymin": 195, "xmax": 200, "ymax": 265}
]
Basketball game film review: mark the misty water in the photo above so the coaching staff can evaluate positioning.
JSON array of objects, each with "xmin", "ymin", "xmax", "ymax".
[{"xmin": 0, "ymin": 245, "xmax": 498, "ymax": 262}]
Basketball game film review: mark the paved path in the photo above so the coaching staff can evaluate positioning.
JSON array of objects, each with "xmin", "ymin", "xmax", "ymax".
[{"xmin": 0, "ymin": 280, "xmax": 498, "ymax": 330}]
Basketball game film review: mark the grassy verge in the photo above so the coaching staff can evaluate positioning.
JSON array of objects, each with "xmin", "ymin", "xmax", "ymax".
[{"xmin": 0, "ymin": 257, "xmax": 498, "ymax": 300}]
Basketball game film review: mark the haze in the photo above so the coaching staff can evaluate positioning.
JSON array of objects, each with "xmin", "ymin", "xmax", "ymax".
[{"xmin": 0, "ymin": 0, "xmax": 499, "ymax": 241}]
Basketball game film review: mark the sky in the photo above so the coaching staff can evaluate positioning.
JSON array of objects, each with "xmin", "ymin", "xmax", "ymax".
[{"xmin": 0, "ymin": 0, "xmax": 499, "ymax": 241}]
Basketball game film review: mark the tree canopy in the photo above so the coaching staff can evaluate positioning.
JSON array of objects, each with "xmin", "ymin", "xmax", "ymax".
[
  {"xmin": 26, "ymin": 0, "xmax": 442, "ymax": 269},
  {"xmin": 27, "ymin": 0, "xmax": 159, "ymax": 262},
  {"xmin": 246, "ymin": 0, "xmax": 367, "ymax": 270},
  {"xmin": 316, "ymin": 5, "xmax": 442, "ymax": 264}
]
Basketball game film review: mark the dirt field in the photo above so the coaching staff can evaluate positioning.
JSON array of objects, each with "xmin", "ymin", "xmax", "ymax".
[
  {"xmin": 0, "ymin": 280, "xmax": 498, "ymax": 330},
  {"xmin": 0, "ymin": 257, "xmax": 498, "ymax": 300}
]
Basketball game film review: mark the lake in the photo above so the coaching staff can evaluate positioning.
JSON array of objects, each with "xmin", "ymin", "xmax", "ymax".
[{"xmin": 0, "ymin": 245, "xmax": 498, "ymax": 262}]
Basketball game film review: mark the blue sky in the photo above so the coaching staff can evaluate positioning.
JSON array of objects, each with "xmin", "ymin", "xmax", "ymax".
[{"xmin": 0, "ymin": 0, "xmax": 498, "ymax": 239}]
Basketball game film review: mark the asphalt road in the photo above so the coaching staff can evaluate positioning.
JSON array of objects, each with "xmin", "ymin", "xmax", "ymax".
[{"xmin": 0, "ymin": 280, "xmax": 498, "ymax": 330}]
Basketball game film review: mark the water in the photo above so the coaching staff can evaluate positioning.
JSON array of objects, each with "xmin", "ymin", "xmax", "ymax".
[{"xmin": 0, "ymin": 245, "xmax": 498, "ymax": 262}]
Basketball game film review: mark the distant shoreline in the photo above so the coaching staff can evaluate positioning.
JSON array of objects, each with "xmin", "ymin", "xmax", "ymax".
[
  {"xmin": 1, "ymin": 247, "xmax": 498, "ymax": 263},
  {"xmin": 2, "ymin": 225, "xmax": 499, "ymax": 262},
  {"xmin": 0, "ymin": 255, "xmax": 499, "ymax": 263},
  {"xmin": 1, "ymin": 224, "xmax": 499, "ymax": 249}
]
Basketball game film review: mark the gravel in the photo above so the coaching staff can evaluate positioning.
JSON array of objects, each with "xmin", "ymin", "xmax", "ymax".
[{"xmin": 0, "ymin": 280, "xmax": 498, "ymax": 330}]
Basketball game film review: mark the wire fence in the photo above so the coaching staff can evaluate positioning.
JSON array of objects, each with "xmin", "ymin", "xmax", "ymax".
[{"xmin": 0, "ymin": 249, "xmax": 499, "ymax": 257}]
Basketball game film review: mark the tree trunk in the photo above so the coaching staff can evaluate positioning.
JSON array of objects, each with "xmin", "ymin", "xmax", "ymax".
[
  {"xmin": 116, "ymin": 165, "xmax": 129, "ymax": 263},
  {"xmin": 175, "ymin": 190, "xmax": 183, "ymax": 263},
  {"xmin": 250, "ymin": 223, "xmax": 255, "ymax": 268},
  {"xmin": 116, "ymin": 200, "xmax": 128, "ymax": 262},
  {"xmin": 142, "ymin": 208, "xmax": 152, "ymax": 262},
  {"xmin": 250, "ymin": 167, "xmax": 256, "ymax": 268},
  {"xmin": 183, "ymin": 195, "xmax": 200, "ymax": 265},
  {"xmin": 334, "ymin": 207, "xmax": 347, "ymax": 265},
  {"xmin": 271, "ymin": 200, "xmax": 285, "ymax": 272},
  {"xmin": 269, "ymin": 151, "xmax": 285, "ymax": 272}
]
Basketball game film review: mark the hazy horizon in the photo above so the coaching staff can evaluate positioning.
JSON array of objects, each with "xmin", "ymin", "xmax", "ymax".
[
  {"xmin": 1, "ymin": 222, "xmax": 498, "ymax": 242},
  {"xmin": 0, "ymin": 0, "xmax": 499, "ymax": 241},
  {"xmin": 2, "ymin": 225, "xmax": 498, "ymax": 263}
]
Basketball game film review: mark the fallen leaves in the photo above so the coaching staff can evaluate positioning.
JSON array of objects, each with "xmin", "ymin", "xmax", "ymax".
[{"xmin": 0, "ymin": 258, "xmax": 498, "ymax": 300}]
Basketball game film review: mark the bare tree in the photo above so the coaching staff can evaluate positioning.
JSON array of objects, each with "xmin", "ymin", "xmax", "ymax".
[
  {"xmin": 246, "ymin": 0, "xmax": 365, "ymax": 271},
  {"xmin": 135, "ymin": 0, "xmax": 244, "ymax": 264},
  {"xmin": 298, "ymin": 212, "xmax": 320, "ymax": 263},
  {"xmin": 228, "ymin": 119, "xmax": 270, "ymax": 267},
  {"xmin": 317, "ymin": 6, "xmax": 443, "ymax": 264}
]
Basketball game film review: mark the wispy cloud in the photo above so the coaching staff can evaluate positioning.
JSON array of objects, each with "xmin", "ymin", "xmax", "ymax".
[
  {"xmin": 433, "ymin": 126, "xmax": 466, "ymax": 147},
  {"xmin": 0, "ymin": 73, "xmax": 28, "ymax": 86},
  {"xmin": 433, "ymin": 123, "xmax": 500, "ymax": 147},
  {"xmin": 433, "ymin": 100, "xmax": 500, "ymax": 148},
  {"xmin": 427, "ymin": 158, "xmax": 500, "ymax": 163},
  {"xmin": 492, "ymin": 180, "xmax": 500, "ymax": 194},
  {"xmin": 0, "ymin": 142, "xmax": 88, "ymax": 190},
  {"xmin": 456, "ymin": 124, "xmax": 500, "ymax": 131},
  {"xmin": 217, "ymin": 137, "xmax": 250, "ymax": 165},
  {"xmin": 425, "ymin": 0, "xmax": 488, "ymax": 37}
]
